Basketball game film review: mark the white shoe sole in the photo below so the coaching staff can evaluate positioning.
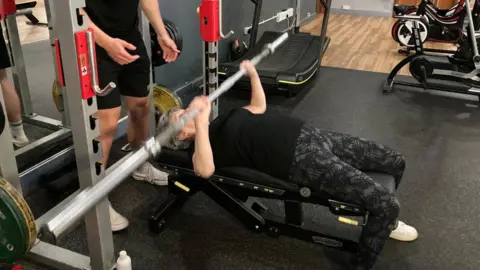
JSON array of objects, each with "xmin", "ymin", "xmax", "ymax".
[
  {"xmin": 389, "ymin": 232, "xmax": 418, "ymax": 242},
  {"xmin": 13, "ymin": 139, "xmax": 29, "ymax": 148},
  {"xmin": 111, "ymin": 220, "xmax": 129, "ymax": 232}
]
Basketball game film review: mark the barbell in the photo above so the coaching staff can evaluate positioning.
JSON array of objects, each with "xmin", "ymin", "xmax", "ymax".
[{"xmin": 0, "ymin": 32, "xmax": 289, "ymax": 262}]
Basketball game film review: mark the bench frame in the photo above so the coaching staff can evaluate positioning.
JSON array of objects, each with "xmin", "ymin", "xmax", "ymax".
[{"xmin": 149, "ymin": 162, "xmax": 374, "ymax": 253}]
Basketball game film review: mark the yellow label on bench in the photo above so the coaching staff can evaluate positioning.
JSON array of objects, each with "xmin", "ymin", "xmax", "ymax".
[
  {"xmin": 174, "ymin": 182, "xmax": 190, "ymax": 192},
  {"xmin": 338, "ymin": 216, "xmax": 359, "ymax": 226}
]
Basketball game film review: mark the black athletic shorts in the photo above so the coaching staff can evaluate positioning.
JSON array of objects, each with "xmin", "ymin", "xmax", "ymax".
[
  {"xmin": 0, "ymin": 28, "xmax": 12, "ymax": 69},
  {"xmin": 96, "ymin": 31, "xmax": 150, "ymax": 110}
]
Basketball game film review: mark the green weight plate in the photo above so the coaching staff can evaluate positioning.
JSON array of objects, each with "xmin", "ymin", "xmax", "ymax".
[
  {"xmin": 0, "ymin": 187, "xmax": 28, "ymax": 262},
  {"xmin": 0, "ymin": 179, "xmax": 36, "ymax": 258}
]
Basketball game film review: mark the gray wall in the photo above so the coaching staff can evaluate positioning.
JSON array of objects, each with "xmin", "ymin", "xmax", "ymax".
[
  {"xmin": 155, "ymin": 0, "xmax": 317, "ymax": 90},
  {"xmin": 331, "ymin": 0, "xmax": 393, "ymax": 16}
]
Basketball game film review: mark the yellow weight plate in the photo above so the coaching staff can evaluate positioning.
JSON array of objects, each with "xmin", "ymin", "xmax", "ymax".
[
  {"xmin": 152, "ymin": 84, "xmax": 183, "ymax": 114},
  {"xmin": 0, "ymin": 179, "xmax": 36, "ymax": 252},
  {"xmin": 52, "ymin": 80, "xmax": 63, "ymax": 112}
]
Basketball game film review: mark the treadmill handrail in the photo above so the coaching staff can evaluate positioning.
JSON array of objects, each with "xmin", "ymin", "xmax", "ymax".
[{"xmin": 249, "ymin": 0, "xmax": 263, "ymax": 50}]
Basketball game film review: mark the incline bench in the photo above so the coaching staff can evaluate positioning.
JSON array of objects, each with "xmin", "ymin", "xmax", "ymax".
[{"xmin": 150, "ymin": 148, "xmax": 396, "ymax": 252}]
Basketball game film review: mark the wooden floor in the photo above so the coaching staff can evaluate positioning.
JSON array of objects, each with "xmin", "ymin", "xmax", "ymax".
[
  {"xmin": 15, "ymin": 0, "xmax": 49, "ymax": 45},
  {"xmin": 302, "ymin": 14, "xmax": 455, "ymax": 75},
  {"xmin": 15, "ymin": 5, "xmax": 455, "ymax": 76}
]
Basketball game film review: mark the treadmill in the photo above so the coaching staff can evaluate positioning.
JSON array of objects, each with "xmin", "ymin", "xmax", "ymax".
[{"xmin": 219, "ymin": 0, "xmax": 331, "ymax": 95}]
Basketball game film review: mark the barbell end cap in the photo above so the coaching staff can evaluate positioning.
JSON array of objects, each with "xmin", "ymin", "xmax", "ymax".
[{"xmin": 38, "ymin": 225, "xmax": 57, "ymax": 245}]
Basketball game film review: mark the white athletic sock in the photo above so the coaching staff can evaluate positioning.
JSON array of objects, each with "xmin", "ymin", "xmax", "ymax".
[{"xmin": 10, "ymin": 120, "xmax": 26, "ymax": 138}]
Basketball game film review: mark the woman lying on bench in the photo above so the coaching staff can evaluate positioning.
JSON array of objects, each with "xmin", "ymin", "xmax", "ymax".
[{"xmin": 157, "ymin": 61, "xmax": 418, "ymax": 270}]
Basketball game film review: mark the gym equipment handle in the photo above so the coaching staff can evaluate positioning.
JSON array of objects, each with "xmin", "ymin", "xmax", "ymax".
[
  {"xmin": 86, "ymin": 31, "xmax": 116, "ymax": 96},
  {"xmin": 43, "ymin": 32, "xmax": 289, "ymax": 242},
  {"xmin": 219, "ymin": 0, "xmax": 234, "ymax": 39},
  {"xmin": 13, "ymin": 9, "xmax": 33, "ymax": 17},
  {"xmin": 392, "ymin": 15, "xmax": 423, "ymax": 20}
]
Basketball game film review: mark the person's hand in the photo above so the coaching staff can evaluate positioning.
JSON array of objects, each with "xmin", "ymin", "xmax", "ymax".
[
  {"xmin": 240, "ymin": 60, "xmax": 257, "ymax": 78},
  {"xmin": 188, "ymin": 96, "xmax": 211, "ymax": 124},
  {"xmin": 104, "ymin": 38, "xmax": 139, "ymax": 65},
  {"xmin": 158, "ymin": 34, "xmax": 180, "ymax": 62}
]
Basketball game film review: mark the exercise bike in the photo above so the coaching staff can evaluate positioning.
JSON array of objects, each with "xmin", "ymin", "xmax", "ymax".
[
  {"xmin": 391, "ymin": 0, "xmax": 467, "ymax": 55},
  {"xmin": 383, "ymin": 0, "xmax": 480, "ymax": 100},
  {"xmin": 392, "ymin": 0, "xmax": 465, "ymax": 17}
]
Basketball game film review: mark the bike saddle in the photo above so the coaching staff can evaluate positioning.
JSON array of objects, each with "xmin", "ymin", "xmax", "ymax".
[{"xmin": 393, "ymin": 5, "xmax": 417, "ymax": 16}]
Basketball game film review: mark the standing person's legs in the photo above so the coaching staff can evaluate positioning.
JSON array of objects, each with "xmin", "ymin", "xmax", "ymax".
[
  {"xmin": 95, "ymin": 57, "xmax": 129, "ymax": 231},
  {"xmin": 0, "ymin": 69, "xmax": 28, "ymax": 147},
  {"xmin": 119, "ymin": 36, "xmax": 168, "ymax": 186},
  {"xmin": 289, "ymin": 124, "xmax": 400, "ymax": 270},
  {"xmin": 0, "ymin": 28, "xmax": 28, "ymax": 147}
]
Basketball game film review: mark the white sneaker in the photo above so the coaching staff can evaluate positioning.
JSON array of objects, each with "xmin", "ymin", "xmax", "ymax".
[
  {"xmin": 132, "ymin": 162, "xmax": 168, "ymax": 186},
  {"xmin": 12, "ymin": 134, "xmax": 29, "ymax": 148},
  {"xmin": 109, "ymin": 204, "xmax": 129, "ymax": 232},
  {"xmin": 389, "ymin": 221, "xmax": 418, "ymax": 241}
]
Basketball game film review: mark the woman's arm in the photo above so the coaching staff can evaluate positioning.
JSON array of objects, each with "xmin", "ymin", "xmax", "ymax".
[
  {"xmin": 192, "ymin": 120, "xmax": 215, "ymax": 178},
  {"xmin": 241, "ymin": 61, "xmax": 266, "ymax": 114}
]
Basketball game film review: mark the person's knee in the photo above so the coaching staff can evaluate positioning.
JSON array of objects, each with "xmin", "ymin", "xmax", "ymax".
[
  {"xmin": 380, "ymin": 193, "xmax": 400, "ymax": 222},
  {"xmin": 128, "ymin": 99, "xmax": 149, "ymax": 121},
  {"xmin": 0, "ymin": 69, "xmax": 7, "ymax": 82},
  {"xmin": 96, "ymin": 109, "xmax": 120, "ymax": 138}
]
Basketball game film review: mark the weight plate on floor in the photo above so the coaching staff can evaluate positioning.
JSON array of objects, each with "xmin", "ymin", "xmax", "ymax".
[
  {"xmin": 52, "ymin": 80, "xmax": 63, "ymax": 112},
  {"xmin": 0, "ymin": 178, "xmax": 36, "ymax": 262},
  {"xmin": 152, "ymin": 84, "xmax": 183, "ymax": 116}
]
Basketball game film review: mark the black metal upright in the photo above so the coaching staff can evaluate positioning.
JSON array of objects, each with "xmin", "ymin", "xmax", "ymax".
[
  {"xmin": 318, "ymin": 0, "xmax": 331, "ymax": 66},
  {"xmin": 249, "ymin": 0, "xmax": 263, "ymax": 50}
]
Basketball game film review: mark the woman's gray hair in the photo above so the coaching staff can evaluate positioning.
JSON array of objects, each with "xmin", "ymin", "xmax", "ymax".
[{"xmin": 156, "ymin": 108, "xmax": 192, "ymax": 150}]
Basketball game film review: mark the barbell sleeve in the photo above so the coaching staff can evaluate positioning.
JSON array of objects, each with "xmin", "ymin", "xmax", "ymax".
[{"xmin": 42, "ymin": 32, "xmax": 289, "ymax": 241}]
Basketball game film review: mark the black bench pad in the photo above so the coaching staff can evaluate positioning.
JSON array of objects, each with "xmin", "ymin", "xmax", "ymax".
[{"xmin": 156, "ymin": 148, "xmax": 396, "ymax": 193}]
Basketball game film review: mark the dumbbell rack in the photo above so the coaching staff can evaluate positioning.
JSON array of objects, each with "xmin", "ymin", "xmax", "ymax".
[{"xmin": 0, "ymin": 0, "xmax": 153, "ymax": 269}]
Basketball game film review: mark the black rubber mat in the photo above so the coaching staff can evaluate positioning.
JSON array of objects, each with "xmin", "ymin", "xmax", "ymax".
[
  {"xmin": 16, "ymin": 66, "xmax": 480, "ymax": 269},
  {"xmin": 14, "ymin": 123, "xmax": 67, "ymax": 173}
]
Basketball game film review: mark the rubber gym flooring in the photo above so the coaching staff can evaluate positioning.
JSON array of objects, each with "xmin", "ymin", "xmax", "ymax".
[{"xmin": 15, "ymin": 41, "xmax": 480, "ymax": 270}]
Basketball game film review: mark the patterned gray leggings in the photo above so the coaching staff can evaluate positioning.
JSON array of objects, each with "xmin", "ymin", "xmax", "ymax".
[{"xmin": 289, "ymin": 124, "xmax": 405, "ymax": 270}]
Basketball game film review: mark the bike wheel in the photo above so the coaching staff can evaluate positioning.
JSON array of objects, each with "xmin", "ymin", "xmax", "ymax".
[
  {"xmin": 396, "ymin": 20, "xmax": 428, "ymax": 47},
  {"xmin": 409, "ymin": 57, "xmax": 434, "ymax": 82}
]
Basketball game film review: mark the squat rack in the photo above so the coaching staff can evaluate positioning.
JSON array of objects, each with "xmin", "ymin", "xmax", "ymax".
[
  {"xmin": 0, "ymin": 0, "xmax": 154, "ymax": 268},
  {"xmin": 0, "ymin": 0, "xmax": 135, "ymax": 196},
  {"xmin": 1, "ymin": 0, "xmax": 70, "ymax": 155}
]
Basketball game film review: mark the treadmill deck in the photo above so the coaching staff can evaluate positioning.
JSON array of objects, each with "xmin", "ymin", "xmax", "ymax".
[{"xmin": 219, "ymin": 31, "xmax": 326, "ymax": 93}]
